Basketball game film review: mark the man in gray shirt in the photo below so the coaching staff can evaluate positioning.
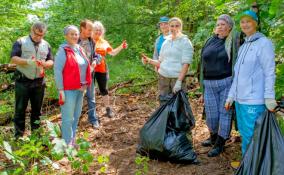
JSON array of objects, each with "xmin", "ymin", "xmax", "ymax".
[{"xmin": 78, "ymin": 19, "xmax": 100, "ymax": 128}]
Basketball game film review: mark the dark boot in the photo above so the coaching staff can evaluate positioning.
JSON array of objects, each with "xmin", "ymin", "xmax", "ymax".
[
  {"xmin": 106, "ymin": 107, "xmax": 114, "ymax": 118},
  {"xmin": 208, "ymin": 135, "xmax": 225, "ymax": 157},
  {"xmin": 201, "ymin": 133, "xmax": 217, "ymax": 147}
]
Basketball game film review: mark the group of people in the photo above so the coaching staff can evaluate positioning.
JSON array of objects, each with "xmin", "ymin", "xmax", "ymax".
[
  {"xmin": 10, "ymin": 9, "xmax": 277, "ymax": 163},
  {"xmin": 141, "ymin": 10, "xmax": 277, "ymax": 161},
  {"xmin": 11, "ymin": 20, "xmax": 127, "ymax": 145}
]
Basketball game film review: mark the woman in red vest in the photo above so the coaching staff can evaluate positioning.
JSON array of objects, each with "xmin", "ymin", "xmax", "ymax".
[
  {"xmin": 93, "ymin": 21, "xmax": 127, "ymax": 118},
  {"xmin": 54, "ymin": 25, "xmax": 91, "ymax": 145}
]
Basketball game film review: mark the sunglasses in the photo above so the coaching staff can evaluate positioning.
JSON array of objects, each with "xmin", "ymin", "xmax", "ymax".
[{"xmin": 170, "ymin": 24, "xmax": 180, "ymax": 28}]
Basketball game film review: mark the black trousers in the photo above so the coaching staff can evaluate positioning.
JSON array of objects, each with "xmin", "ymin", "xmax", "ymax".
[
  {"xmin": 94, "ymin": 72, "xmax": 108, "ymax": 95},
  {"xmin": 14, "ymin": 81, "xmax": 45, "ymax": 137}
]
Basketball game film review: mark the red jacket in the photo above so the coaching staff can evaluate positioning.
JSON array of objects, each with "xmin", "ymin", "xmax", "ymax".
[{"xmin": 62, "ymin": 46, "xmax": 91, "ymax": 90}]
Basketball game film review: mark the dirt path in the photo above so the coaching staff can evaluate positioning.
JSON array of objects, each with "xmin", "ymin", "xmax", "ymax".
[
  {"xmin": 71, "ymin": 88, "xmax": 242, "ymax": 175},
  {"xmin": 0, "ymin": 84, "xmax": 241, "ymax": 174}
]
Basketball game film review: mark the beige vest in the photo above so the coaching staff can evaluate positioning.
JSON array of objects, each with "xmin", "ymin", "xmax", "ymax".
[{"xmin": 16, "ymin": 36, "xmax": 49, "ymax": 79}]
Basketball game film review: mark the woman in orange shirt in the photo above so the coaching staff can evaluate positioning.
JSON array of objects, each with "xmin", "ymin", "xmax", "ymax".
[{"xmin": 93, "ymin": 21, "xmax": 127, "ymax": 117}]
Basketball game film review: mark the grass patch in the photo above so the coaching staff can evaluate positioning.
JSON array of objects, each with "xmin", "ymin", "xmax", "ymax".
[
  {"xmin": 0, "ymin": 90, "xmax": 14, "ymax": 103},
  {"xmin": 0, "ymin": 89, "xmax": 14, "ymax": 116},
  {"xmin": 107, "ymin": 55, "xmax": 156, "ymax": 94},
  {"xmin": 45, "ymin": 69, "xmax": 58, "ymax": 100},
  {"xmin": 0, "ymin": 104, "xmax": 13, "ymax": 114}
]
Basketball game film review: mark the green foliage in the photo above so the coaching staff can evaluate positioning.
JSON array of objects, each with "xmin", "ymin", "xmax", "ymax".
[
  {"xmin": 97, "ymin": 155, "xmax": 109, "ymax": 173},
  {"xmin": 68, "ymin": 137, "xmax": 96, "ymax": 173},
  {"xmin": 0, "ymin": 63, "xmax": 15, "ymax": 118},
  {"xmin": 0, "ymin": 0, "xmax": 42, "ymax": 64},
  {"xmin": 108, "ymin": 57, "xmax": 156, "ymax": 94},
  {"xmin": 0, "ymin": 104, "xmax": 13, "ymax": 115},
  {"xmin": 1, "ymin": 0, "xmax": 283, "ymax": 92},
  {"xmin": 277, "ymin": 116, "xmax": 284, "ymax": 136},
  {"xmin": 276, "ymin": 63, "xmax": 284, "ymax": 100},
  {"xmin": 0, "ymin": 121, "xmax": 108, "ymax": 174},
  {"xmin": 135, "ymin": 155, "xmax": 149, "ymax": 175},
  {"xmin": 0, "ymin": 128, "xmax": 52, "ymax": 174},
  {"xmin": 45, "ymin": 69, "xmax": 58, "ymax": 99},
  {"xmin": 0, "ymin": 1, "xmax": 284, "ymax": 174}
]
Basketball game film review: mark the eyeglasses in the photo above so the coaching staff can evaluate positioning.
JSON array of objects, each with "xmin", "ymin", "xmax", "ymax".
[
  {"xmin": 170, "ymin": 25, "xmax": 180, "ymax": 28},
  {"xmin": 32, "ymin": 30, "xmax": 45, "ymax": 37}
]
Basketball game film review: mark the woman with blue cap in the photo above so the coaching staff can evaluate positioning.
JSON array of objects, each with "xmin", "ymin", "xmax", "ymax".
[{"xmin": 225, "ymin": 10, "xmax": 277, "ymax": 155}]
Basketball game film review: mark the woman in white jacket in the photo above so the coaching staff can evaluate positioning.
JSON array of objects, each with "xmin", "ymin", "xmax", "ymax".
[
  {"xmin": 225, "ymin": 10, "xmax": 277, "ymax": 155},
  {"xmin": 141, "ymin": 17, "xmax": 194, "ymax": 105}
]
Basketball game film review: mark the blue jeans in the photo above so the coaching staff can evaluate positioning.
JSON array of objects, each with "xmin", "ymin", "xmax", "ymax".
[
  {"xmin": 61, "ymin": 90, "xmax": 84, "ymax": 144},
  {"xmin": 204, "ymin": 77, "xmax": 232, "ymax": 139},
  {"xmin": 235, "ymin": 102, "xmax": 266, "ymax": 155},
  {"xmin": 86, "ymin": 74, "xmax": 98, "ymax": 124}
]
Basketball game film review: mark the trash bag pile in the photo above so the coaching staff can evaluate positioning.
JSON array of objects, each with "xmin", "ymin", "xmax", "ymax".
[
  {"xmin": 235, "ymin": 110, "xmax": 284, "ymax": 175},
  {"xmin": 137, "ymin": 91, "xmax": 197, "ymax": 164}
]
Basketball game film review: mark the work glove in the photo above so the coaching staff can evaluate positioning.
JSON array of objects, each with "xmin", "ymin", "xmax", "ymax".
[
  {"xmin": 265, "ymin": 98, "xmax": 277, "ymax": 112},
  {"xmin": 173, "ymin": 80, "xmax": 182, "ymax": 93},
  {"xmin": 225, "ymin": 98, "xmax": 233, "ymax": 111},
  {"xmin": 58, "ymin": 90, "xmax": 65, "ymax": 106}
]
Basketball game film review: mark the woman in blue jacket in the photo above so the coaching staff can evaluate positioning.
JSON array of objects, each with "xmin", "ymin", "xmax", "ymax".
[{"xmin": 225, "ymin": 10, "xmax": 277, "ymax": 155}]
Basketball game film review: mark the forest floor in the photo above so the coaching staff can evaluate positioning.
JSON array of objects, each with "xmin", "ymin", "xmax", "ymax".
[
  {"xmin": 59, "ymin": 84, "xmax": 242, "ymax": 175},
  {"xmin": 0, "ymin": 82, "xmax": 242, "ymax": 175}
]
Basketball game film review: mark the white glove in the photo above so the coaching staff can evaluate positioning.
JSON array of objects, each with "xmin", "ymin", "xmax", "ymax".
[
  {"xmin": 173, "ymin": 80, "xmax": 182, "ymax": 93},
  {"xmin": 225, "ymin": 98, "xmax": 233, "ymax": 110},
  {"xmin": 265, "ymin": 98, "xmax": 277, "ymax": 112}
]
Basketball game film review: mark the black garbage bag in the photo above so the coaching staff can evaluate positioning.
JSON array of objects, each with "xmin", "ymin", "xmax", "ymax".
[
  {"xmin": 137, "ymin": 90, "xmax": 197, "ymax": 164},
  {"xmin": 235, "ymin": 110, "xmax": 284, "ymax": 175},
  {"xmin": 163, "ymin": 130, "xmax": 196, "ymax": 164}
]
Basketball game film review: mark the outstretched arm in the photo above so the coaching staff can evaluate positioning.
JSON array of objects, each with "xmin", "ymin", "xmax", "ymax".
[
  {"xmin": 141, "ymin": 53, "xmax": 160, "ymax": 67},
  {"xmin": 108, "ymin": 40, "xmax": 127, "ymax": 56}
]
